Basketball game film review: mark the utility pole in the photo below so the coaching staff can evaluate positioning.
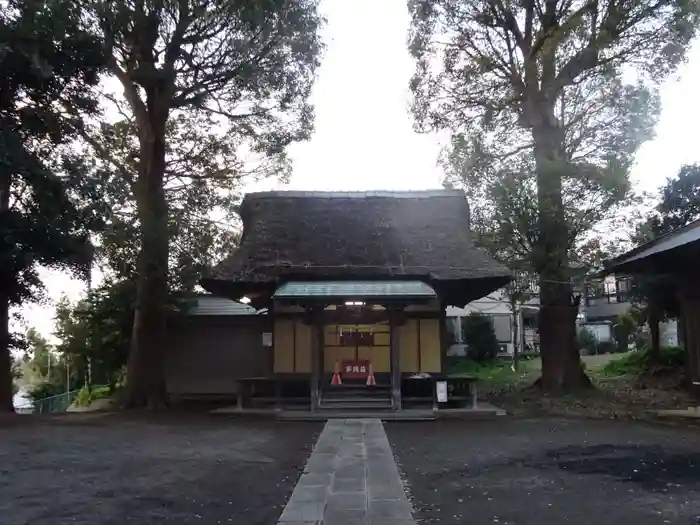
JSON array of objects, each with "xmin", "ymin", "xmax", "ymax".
[{"xmin": 85, "ymin": 248, "xmax": 93, "ymax": 392}]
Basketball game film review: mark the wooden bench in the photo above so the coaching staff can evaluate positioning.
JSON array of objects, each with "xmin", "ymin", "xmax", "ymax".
[
  {"xmin": 236, "ymin": 376, "xmax": 311, "ymax": 409},
  {"xmin": 445, "ymin": 373, "xmax": 480, "ymax": 409},
  {"xmin": 402, "ymin": 374, "xmax": 479, "ymax": 410},
  {"xmin": 236, "ymin": 377, "xmax": 280, "ymax": 410}
]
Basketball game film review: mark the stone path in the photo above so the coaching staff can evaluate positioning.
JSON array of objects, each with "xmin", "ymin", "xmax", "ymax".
[{"xmin": 278, "ymin": 419, "xmax": 415, "ymax": 525}]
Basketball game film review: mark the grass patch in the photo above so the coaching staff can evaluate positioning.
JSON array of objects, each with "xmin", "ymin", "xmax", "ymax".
[
  {"xmin": 468, "ymin": 350, "xmax": 693, "ymax": 419},
  {"xmin": 447, "ymin": 358, "xmax": 540, "ymax": 390},
  {"xmin": 601, "ymin": 352, "xmax": 646, "ymax": 377},
  {"xmin": 449, "ymin": 359, "xmax": 514, "ymax": 381},
  {"xmin": 602, "ymin": 346, "xmax": 686, "ymax": 378}
]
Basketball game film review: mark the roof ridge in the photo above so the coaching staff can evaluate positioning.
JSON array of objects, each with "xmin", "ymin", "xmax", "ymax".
[
  {"xmin": 244, "ymin": 189, "xmax": 466, "ymax": 200},
  {"xmin": 606, "ymin": 217, "xmax": 700, "ymax": 269}
]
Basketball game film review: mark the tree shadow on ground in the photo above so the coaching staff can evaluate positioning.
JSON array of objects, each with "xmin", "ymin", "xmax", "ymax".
[{"xmin": 534, "ymin": 444, "xmax": 700, "ymax": 492}]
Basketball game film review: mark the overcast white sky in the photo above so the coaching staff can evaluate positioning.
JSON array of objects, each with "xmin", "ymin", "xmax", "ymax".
[{"xmin": 19, "ymin": 0, "xmax": 700, "ymax": 340}]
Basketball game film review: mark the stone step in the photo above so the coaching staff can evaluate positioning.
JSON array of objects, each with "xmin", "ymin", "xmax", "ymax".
[
  {"xmin": 322, "ymin": 391, "xmax": 391, "ymax": 401},
  {"xmin": 323, "ymin": 385, "xmax": 391, "ymax": 394},
  {"xmin": 323, "ymin": 383, "xmax": 391, "ymax": 390},
  {"xmin": 321, "ymin": 397, "xmax": 391, "ymax": 406},
  {"xmin": 319, "ymin": 403, "xmax": 392, "ymax": 411},
  {"xmin": 319, "ymin": 395, "xmax": 392, "ymax": 409},
  {"xmin": 277, "ymin": 410, "xmax": 437, "ymax": 421}
]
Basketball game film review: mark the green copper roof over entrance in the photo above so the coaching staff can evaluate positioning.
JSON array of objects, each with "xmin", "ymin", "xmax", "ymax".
[{"xmin": 273, "ymin": 281, "xmax": 437, "ymax": 299}]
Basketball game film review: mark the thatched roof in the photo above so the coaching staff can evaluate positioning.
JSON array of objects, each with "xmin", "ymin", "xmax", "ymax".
[{"xmin": 201, "ymin": 190, "xmax": 511, "ymax": 307}]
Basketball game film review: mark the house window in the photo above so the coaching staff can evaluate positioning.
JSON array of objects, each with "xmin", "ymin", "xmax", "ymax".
[
  {"xmin": 616, "ymin": 277, "xmax": 632, "ymax": 303},
  {"xmin": 617, "ymin": 278, "xmax": 631, "ymax": 293},
  {"xmin": 585, "ymin": 277, "xmax": 632, "ymax": 305},
  {"xmin": 490, "ymin": 314, "xmax": 512, "ymax": 343}
]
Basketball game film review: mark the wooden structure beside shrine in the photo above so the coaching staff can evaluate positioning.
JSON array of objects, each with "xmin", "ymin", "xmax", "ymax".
[
  {"xmin": 201, "ymin": 190, "xmax": 511, "ymax": 410},
  {"xmin": 605, "ymin": 218, "xmax": 700, "ymax": 392}
]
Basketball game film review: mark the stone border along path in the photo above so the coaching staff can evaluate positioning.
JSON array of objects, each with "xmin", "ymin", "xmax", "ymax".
[{"xmin": 277, "ymin": 419, "xmax": 415, "ymax": 525}]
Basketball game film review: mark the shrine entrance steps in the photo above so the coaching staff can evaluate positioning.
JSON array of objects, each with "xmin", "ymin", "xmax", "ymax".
[{"xmin": 320, "ymin": 383, "xmax": 392, "ymax": 411}]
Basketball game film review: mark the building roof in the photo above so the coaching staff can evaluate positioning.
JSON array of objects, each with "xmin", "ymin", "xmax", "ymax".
[
  {"xmin": 201, "ymin": 190, "xmax": 511, "ymax": 307},
  {"xmin": 183, "ymin": 295, "xmax": 258, "ymax": 316},
  {"xmin": 273, "ymin": 280, "xmax": 437, "ymax": 299},
  {"xmin": 605, "ymin": 218, "xmax": 700, "ymax": 275}
]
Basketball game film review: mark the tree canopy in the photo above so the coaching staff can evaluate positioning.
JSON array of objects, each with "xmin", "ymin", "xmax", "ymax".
[
  {"xmin": 0, "ymin": 0, "xmax": 106, "ymax": 411},
  {"xmin": 82, "ymin": 115, "xmax": 247, "ymax": 288},
  {"xmin": 72, "ymin": 0, "xmax": 324, "ymax": 407},
  {"xmin": 409, "ymin": 0, "xmax": 700, "ymax": 390},
  {"xmin": 656, "ymin": 164, "xmax": 700, "ymax": 233}
]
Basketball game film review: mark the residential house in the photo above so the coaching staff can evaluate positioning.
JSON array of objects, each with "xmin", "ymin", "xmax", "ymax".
[
  {"xmin": 583, "ymin": 274, "xmax": 678, "ymax": 347},
  {"xmin": 446, "ymin": 271, "xmax": 542, "ymax": 356},
  {"xmin": 448, "ymin": 268, "xmax": 652, "ymax": 356}
]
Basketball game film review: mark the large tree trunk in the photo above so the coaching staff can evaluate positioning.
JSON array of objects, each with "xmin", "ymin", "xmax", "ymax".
[
  {"xmin": 0, "ymin": 171, "xmax": 14, "ymax": 412},
  {"xmin": 123, "ymin": 115, "xmax": 170, "ymax": 409},
  {"xmin": 532, "ymin": 120, "xmax": 591, "ymax": 391}
]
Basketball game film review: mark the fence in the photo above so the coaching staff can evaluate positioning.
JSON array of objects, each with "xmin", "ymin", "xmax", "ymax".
[{"xmin": 14, "ymin": 385, "xmax": 109, "ymax": 415}]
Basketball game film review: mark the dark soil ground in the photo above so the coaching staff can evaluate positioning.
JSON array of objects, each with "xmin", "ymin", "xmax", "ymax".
[
  {"xmin": 0, "ymin": 413, "xmax": 321, "ymax": 525},
  {"xmin": 387, "ymin": 418, "xmax": 700, "ymax": 525}
]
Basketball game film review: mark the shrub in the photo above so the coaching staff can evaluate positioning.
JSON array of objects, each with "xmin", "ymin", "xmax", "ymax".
[
  {"xmin": 92, "ymin": 385, "xmax": 115, "ymax": 400},
  {"xmin": 658, "ymin": 345, "xmax": 686, "ymax": 368},
  {"xmin": 75, "ymin": 386, "xmax": 92, "ymax": 407},
  {"xmin": 577, "ymin": 328, "xmax": 598, "ymax": 355},
  {"xmin": 615, "ymin": 311, "xmax": 643, "ymax": 351},
  {"xmin": 602, "ymin": 345, "xmax": 687, "ymax": 377},
  {"xmin": 461, "ymin": 313, "xmax": 499, "ymax": 362},
  {"xmin": 634, "ymin": 331, "xmax": 650, "ymax": 351},
  {"xmin": 74, "ymin": 385, "xmax": 117, "ymax": 407},
  {"xmin": 26, "ymin": 382, "xmax": 64, "ymax": 403}
]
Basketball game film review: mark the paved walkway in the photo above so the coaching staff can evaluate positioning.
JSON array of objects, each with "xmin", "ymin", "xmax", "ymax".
[{"xmin": 278, "ymin": 419, "xmax": 415, "ymax": 525}]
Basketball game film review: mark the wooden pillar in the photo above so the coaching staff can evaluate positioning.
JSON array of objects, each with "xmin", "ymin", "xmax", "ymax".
[
  {"xmin": 679, "ymin": 279, "xmax": 700, "ymax": 397},
  {"xmin": 390, "ymin": 308, "xmax": 402, "ymax": 411},
  {"xmin": 310, "ymin": 313, "xmax": 321, "ymax": 412},
  {"xmin": 438, "ymin": 301, "xmax": 447, "ymax": 374}
]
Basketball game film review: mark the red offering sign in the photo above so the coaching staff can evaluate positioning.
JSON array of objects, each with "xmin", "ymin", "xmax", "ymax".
[{"xmin": 341, "ymin": 359, "xmax": 370, "ymax": 379}]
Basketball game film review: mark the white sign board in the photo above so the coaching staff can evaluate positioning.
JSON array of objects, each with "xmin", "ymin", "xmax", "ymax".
[
  {"xmin": 436, "ymin": 381, "xmax": 448, "ymax": 403},
  {"xmin": 262, "ymin": 332, "xmax": 272, "ymax": 347}
]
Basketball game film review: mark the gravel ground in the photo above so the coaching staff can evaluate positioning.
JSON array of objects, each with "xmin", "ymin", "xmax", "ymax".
[
  {"xmin": 0, "ymin": 413, "xmax": 321, "ymax": 525},
  {"xmin": 387, "ymin": 418, "xmax": 700, "ymax": 525}
]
